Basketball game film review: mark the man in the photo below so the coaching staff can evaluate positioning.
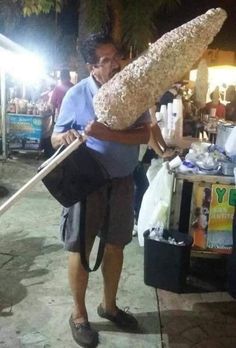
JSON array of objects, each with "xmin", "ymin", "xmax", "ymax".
[
  {"xmin": 51, "ymin": 32, "xmax": 150, "ymax": 347},
  {"xmin": 157, "ymin": 82, "xmax": 182, "ymax": 109},
  {"xmin": 225, "ymin": 87, "xmax": 236, "ymax": 122},
  {"xmin": 204, "ymin": 90, "xmax": 225, "ymax": 119},
  {"xmin": 50, "ymin": 69, "xmax": 74, "ymax": 121}
]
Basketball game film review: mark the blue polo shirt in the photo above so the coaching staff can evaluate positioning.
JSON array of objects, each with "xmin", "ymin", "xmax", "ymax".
[{"xmin": 54, "ymin": 75, "xmax": 150, "ymax": 177}]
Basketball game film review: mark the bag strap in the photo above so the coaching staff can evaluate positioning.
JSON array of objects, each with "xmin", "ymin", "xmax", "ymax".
[{"xmin": 79, "ymin": 182, "xmax": 112, "ymax": 272}]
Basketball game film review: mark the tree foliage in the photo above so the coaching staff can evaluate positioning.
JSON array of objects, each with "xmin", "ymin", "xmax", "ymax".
[
  {"xmin": 22, "ymin": 0, "xmax": 62, "ymax": 16},
  {"xmin": 0, "ymin": 0, "xmax": 181, "ymax": 76},
  {"xmin": 84, "ymin": 0, "xmax": 181, "ymax": 55},
  {"xmin": 20, "ymin": 0, "xmax": 181, "ymax": 55}
]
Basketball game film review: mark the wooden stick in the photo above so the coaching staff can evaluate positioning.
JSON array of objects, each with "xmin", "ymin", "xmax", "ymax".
[{"xmin": 0, "ymin": 138, "xmax": 82, "ymax": 216}]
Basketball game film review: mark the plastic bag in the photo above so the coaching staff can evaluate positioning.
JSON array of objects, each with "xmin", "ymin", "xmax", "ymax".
[
  {"xmin": 137, "ymin": 162, "xmax": 174, "ymax": 246},
  {"xmin": 225, "ymin": 127, "xmax": 236, "ymax": 157},
  {"xmin": 146, "ymin": 158, "xmax": 163, "ymax": 183}
]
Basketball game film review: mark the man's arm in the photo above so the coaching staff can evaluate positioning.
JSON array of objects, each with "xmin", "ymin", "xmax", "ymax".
[
  {"xmin": 85, "ymin": 121, "xmax": 150, "ymax": 145},
  {"xmin": 148, "ymin": 122, "xmax": 176, "ymax": 159},
  {"xmin": 149, "ymin": 123, "xmax": 167, "ymax": 151}
]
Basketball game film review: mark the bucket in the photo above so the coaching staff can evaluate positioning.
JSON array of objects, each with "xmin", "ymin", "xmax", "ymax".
[
  {"xmin": 216, "ymin": 123, "xmax": 235, "ymax": 150},
  {"xmin": 144, "ymin": 230, "xmax": 193, "ymax": 293}
]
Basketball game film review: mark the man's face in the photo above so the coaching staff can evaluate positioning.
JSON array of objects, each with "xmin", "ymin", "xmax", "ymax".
[{"xmin": 90, "ymin": 43, "xmax": 121, "ymax": 85}]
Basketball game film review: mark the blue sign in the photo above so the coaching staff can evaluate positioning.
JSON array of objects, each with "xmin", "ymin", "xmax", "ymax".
[{"xmin": 8, "ymin": 113, "xmax": 44, "ymax": 150}]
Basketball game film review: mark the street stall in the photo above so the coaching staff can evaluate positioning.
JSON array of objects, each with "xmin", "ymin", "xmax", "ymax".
[
  {"xmin": 169, "ymin": 169, "xmax": 235, "ymax": 257},
  {"xmin": 0, "ymin": 34, "xmax": 54, "ymax": 159},
  {"xmin": 136, "ymin": 129, "xmax": 235, "ymax": 293},
  {"xmin": 163, "ymin": 134, "xmax": 235, "ymax": 258},
  {"xmin": 177, "ymin": 62, "xmax": 236, "ymax": 256},
  {"xmin": 136, "ymin": 53, "xmax": 236, "ymax": 260}
]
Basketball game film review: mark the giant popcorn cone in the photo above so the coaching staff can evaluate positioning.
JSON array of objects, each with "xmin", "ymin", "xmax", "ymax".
[{"xmin": 93, "ymin": 8, "xmax": 227, "ymax": 129}]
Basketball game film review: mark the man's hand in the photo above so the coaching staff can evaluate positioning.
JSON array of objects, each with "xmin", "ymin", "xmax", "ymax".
[
  {"xmin": 162, "ymin": 148, "xmax": 177, "ymax": 160},
  {"xmin": 61, "ymin": 129, "xmax": 84, "ymax": 146},
  {"xmin": 51, "ymin": 129, "xmax": 84, "ymax": 149}
]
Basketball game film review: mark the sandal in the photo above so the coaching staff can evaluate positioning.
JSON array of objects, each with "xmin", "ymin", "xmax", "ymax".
[
  {"xmin": 69, "ymin": 315, "xmax": 98, "ymax": 347},
  {"xmin": 97, "ymin": 304, "xmax": 138, "ymax": 331}
]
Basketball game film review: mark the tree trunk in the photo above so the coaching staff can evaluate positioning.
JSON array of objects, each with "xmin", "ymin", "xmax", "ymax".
[
  {"xmin": 109, "ymin": 0, "xmax": 122, "ymax": 46},
  {"xmin": 77, "ymin": 0, "xmax": 90, "ymax": 81}
]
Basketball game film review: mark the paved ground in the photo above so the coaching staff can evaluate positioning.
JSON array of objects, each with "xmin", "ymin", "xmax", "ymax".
[{"xmin": 0, "ymin": 153, "xmax": 236, "ymax": 348}]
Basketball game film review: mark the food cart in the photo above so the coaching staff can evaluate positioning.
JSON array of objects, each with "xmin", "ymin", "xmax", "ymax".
[
  {"xmin": 0, "ymin": 34, "xmax": 53, "ymax": 159},
  {"xmin": 168, "ymin": 133, "xmax": 236, "ymax": 258},
  {"xmin": 169, "ymin": 172, "xmax": 235, "ymax": 257}
]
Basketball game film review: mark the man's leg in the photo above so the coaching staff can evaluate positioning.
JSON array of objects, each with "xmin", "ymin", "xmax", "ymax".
[
  {"xmin": 66, "ymin": 199, "xmax": 98, "ymax": 323},
  {"xmin": 68, "ymin": 250, "xmax": 99, "ymax": 347},
  {"xmin": 64, "ymin": 198, "xmax": 102, "ymax": 346},
  {"xmin": 101, "ymin": 244, "xmax": 123, "ymax": 313},
  {"xmin": 98, "ymin": 242, "xmax": 138, "ymax": 330},
  {"xmin": 68, "ymin": 251, "xmax": 89, "ymax": 323},
  {"xmin": 97, "ymin": 177, "xmax": 138, "ymax": 330},
  {"xmin": 100, "ymin": 176, "xmax": 132, "ymax": 312}
]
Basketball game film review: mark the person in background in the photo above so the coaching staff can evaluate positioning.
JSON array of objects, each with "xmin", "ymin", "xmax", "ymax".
[
  {"xmin": 51, "ymin": 32, "xmax": 151, "ymax": 348},
  {"xmin": 182, "ymin": 99, "xmax": 198, "ymax": 137},
  {"xmin": 50, "ymin": 69, "xmax": 74, "ymax": 122},
  {"xmin": 38, "ymin": 82, "xmax": 57, "ymax": 158},
  {"xmin": 204, "ymin": 90, "xmax": 225, "ymax": 119},
  {"xmin": 225, "ymin": 87, "xmax": 236, "ymax": 122},
  {"xmin": 157, "ymin": 81, "xmax": 183, "ymax": 110},
  {"xmin": 40, "ymin": 82, "xmax": 56, "ymax": 105}
]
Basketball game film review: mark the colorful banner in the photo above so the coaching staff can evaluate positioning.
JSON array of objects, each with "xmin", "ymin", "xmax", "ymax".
[{"xmin": 207, "ymin": 184, "xmax": 236, "ymax": 253}]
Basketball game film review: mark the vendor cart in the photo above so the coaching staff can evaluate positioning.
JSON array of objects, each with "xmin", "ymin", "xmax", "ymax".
[
  {"xmin": 0, "ymin": 34, "xmax": 52, "ymax": 159},
  {"xmin": 169, "ymin": 172, "xmax": 235, "ymax": 257}
]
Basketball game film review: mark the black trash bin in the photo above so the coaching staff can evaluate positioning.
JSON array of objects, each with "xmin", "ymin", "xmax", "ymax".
[{"xmin": 144, "ymin": 229, "xmax": 193, "ymax": 293}]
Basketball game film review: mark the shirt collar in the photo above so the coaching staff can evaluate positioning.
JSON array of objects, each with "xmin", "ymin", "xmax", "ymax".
[{"xmin": 88, "ymin": 74, "xmax": 100, "ymax": 97}]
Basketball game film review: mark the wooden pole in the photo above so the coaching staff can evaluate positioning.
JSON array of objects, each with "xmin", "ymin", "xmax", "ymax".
[{"xmin": 0, "ymin": 138, "xmax": 82, "ymax": 216}]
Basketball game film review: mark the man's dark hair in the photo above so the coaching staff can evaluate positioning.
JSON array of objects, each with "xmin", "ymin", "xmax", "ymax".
[
  {"xmin": 60, "ymin": 69, "xmax": 71, "ymax": 81},
  {"xmin": 80, "ymin": 32, "xmax": 115, "ymax": 64}
]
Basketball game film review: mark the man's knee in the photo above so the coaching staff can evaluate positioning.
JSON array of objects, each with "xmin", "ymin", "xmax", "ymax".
[{"xmin": 104, "ymin": 243, "xmax": 124, "ymax": 255}]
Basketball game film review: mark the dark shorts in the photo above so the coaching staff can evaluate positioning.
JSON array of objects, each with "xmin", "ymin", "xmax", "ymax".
[{"xmin": 60, "ymin": 176, "xmax": 134, "ymax": 252}]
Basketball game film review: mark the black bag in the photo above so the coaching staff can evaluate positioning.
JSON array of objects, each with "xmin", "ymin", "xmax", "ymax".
[
  {"xmin": 38, "ymin": 142, "xmax": 111, "ymax": 273},
  {"xmin": 38, "ymin": 142, "xmax": 110, "ymax": 207}
]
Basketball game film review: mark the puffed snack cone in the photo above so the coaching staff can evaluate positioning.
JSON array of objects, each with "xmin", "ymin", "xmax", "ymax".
[{"xmin": 93, "ymin": 8, "xmax": 227, "ymax": 129}]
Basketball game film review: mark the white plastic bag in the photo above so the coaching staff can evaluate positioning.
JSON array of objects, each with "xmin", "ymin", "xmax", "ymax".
[
  {"xmin": 137, "ymin": 162, "xmax": 174, "ymax": 246},
  {"xmin": 146, "ymin": 158, "xmax": 163, "ymax": 183},
  {"xmin": 225, "ymin": 127, "xmax": 236, "ymax": 157}
]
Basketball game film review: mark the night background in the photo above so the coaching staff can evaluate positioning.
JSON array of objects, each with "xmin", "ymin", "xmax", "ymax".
[
  {"xmin": 155, "ymin": 0, "xmax": 236, "ymax": 50},
  {"xmin": 0, "ymin": 0, "xmax": 236, "ymax": 71}
]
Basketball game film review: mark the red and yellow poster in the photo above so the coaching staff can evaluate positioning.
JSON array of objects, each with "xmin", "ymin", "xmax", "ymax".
[{"xmin": 207, "ymin": 184, "xmax": 236, "ymax": 253}]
